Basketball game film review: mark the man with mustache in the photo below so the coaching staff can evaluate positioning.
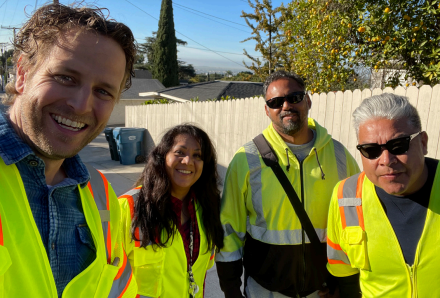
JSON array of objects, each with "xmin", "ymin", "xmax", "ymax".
[
  {"xmin": 326, "ymin": 93, "xmax": 440, "ymax": 297},
  {"xmin": 0, "ymin": 3, "xmax": 137, "ymax": 297},
  {"xmin": 216, "ymin": 70, "xmax": 359, "ymax": 298}
]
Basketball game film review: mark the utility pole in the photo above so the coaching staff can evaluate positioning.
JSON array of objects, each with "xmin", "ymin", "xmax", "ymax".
[{"xmin": 1, "ymin": 26, "xmax": 18, "ymax": 46}]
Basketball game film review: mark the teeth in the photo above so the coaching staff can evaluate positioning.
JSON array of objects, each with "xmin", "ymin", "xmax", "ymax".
[
  {"xmin": 51, "ymin": 114, "xmax": 86, "ymax": 129},
  {"xmin": 178, "ymin": 170, "xmax": 191, "ymax": 174}
]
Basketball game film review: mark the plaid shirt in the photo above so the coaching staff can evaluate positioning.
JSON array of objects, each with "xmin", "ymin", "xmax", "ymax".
[
  {"xmin": 0, "ymin": 111, "xmax": 95, "ymax": 297},
  {"xmin": 171, "ymin": 192, "xmax": 200, "ymax": 269}
]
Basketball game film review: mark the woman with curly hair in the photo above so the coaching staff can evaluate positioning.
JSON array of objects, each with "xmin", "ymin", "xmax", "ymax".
[{"xmin": 119, "ymin": 124, "xmax": 224, "ymax": 298}]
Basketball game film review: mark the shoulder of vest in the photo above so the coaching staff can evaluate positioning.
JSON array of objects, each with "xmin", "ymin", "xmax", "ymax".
[
  {"xmin": 337, "ymin": 172, "xmax": 365, "ymax": 207},
  {"xmin": 119, "ymin": 187, "xmax": 142, "ymax": 203}
]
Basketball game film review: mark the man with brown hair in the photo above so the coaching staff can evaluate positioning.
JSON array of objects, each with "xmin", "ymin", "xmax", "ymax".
[{"xmin": 0, "ymin": 3, "xmax": 137, "ymax": 297}]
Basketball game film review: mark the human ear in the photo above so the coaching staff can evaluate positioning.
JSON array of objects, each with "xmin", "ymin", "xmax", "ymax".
[
  {"xmin": 306, "ymin": 94, "xmax": 312, "ymax": 110},
  {"xmin": 15, "ymin": 56, "xmax": 26, "ymax": 94},
  {"xmin": 264, "ymin": 104, "xmax": 269, "ymax": 116},
  {"xmin": 421, "ymin": 131, "xmax": 428, "ymax": 155}
]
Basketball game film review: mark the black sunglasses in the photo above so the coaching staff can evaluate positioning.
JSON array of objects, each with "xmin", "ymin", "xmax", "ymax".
[
  {"xmin": 356, "ymin": 131, "xmax": 423, "ymax": 159},
  {"xmin": 266, "ymin": 91, "xmax": 306, "ymax": 109}
]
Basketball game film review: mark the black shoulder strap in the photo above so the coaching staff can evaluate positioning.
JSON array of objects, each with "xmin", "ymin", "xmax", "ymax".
[{"xmin": 252, "ymin": 134, "xmax": 322, "ymax": 251}]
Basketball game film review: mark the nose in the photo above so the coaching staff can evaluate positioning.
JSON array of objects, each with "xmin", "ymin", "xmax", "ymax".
[
  {"xmin": 66, "ymin": 86, "xmax": 93, "ymax": 115},
  {"xmin": 181, "ymin": 155, "xmax": 194, "ymax": 165},
  {"xmin": 378, "ymin": 148, "xmax": 397, "ymax": 166}
]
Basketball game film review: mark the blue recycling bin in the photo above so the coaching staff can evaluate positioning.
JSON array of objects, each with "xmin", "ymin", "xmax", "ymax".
[{"xmin": 113, "ymin": 127, "xmax": 146, "ymax": 165}]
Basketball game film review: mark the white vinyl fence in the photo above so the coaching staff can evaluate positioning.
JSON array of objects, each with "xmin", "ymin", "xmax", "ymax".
[{"xmin": 126, "ymin": 85, "xmax": 440, "ymax": 177}]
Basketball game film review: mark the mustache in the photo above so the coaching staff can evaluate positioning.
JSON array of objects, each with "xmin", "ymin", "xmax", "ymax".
[{"xmin": 280, "ymin": 110, "xmax": 299, "ymax": 118}]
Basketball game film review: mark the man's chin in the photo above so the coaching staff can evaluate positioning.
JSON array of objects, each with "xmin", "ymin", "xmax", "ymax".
[{"xmin": 34, "ymin": 144, "xmax": 82, "ymax": 160}]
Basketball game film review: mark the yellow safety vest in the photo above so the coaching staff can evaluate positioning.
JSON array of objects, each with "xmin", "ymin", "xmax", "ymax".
[
  {"xmin": 0, "ymin": 158, "xmax": 137, "ymax": 298},
  {"xmin": 327, "ymin": 168, "xmax": 440, "ymax": 297},
  {"xmin": 119, "ymin": 188, "xmax": 215, "ymax": 298}
]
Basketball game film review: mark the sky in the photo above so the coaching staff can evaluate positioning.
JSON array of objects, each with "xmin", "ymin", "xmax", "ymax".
[{"xmin": 0, "ymin": 0, "xmax": 284, "ymax": 72}]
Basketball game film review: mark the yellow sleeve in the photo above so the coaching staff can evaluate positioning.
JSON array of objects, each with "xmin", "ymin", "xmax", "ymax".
[
  {"xmin": 345, "ymin": 149, "xmax": 361, "ymax": 177},
  {"xmin": 216, "ymin": 148, "xmax": 249, "ymax": 263},
  {"xmin": 326, "ymin": 183, "xmax": 360, "ymax": 277}
]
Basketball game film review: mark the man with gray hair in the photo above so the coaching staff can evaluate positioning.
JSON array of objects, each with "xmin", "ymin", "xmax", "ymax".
[
  {"xmin": 216, "ymin": 70, "xmax": 359, "ymax": 298},
  {"xmin": 326, "ymin": 93, "xmax": 439, "ymax": 297}
]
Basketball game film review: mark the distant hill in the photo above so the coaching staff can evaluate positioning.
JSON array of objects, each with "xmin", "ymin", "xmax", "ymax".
[{"xmin": 194, "ymin": 65, "xmax": 248, "ymax": 74}]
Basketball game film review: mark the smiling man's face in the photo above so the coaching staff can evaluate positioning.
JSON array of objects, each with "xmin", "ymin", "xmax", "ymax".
[
  {"xmin": 358, "ymin": 117, "xmax": 428, "ymax": 196},
  {"xmin": 10, "ymin": 29, "xmax": 126, "ymax": 160},
  {"xmin": 265, "ymin": 78, "xmax": 311, "ymax": 141}
]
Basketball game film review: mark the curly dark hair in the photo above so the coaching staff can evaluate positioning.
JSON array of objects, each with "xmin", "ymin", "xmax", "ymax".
[
  {"xmin": 3, "ymin": 3, "xmax": 136, "ymax": 104},
  {"xmin": 132, "ymin": 124, "xmax": 224, "ymax": 253}
]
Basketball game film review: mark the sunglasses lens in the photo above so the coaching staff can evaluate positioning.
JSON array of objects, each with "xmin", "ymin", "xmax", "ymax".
[
  {"xmin": 359, "ymin": 145, "xmax": 382, "ymax": 159},
  {"xmin": 266, "ymin": 93, "xmax": 305, "ymax": 109},
  {"xmin": 286, "ymin": 94, "xmax": 304, "ymax": 104},
  {"xmin": 387, "ymin": 138, "xmax": 409, "ymax": 155},
  {"xmin": 266, "ymin": 97, "xmax": 284, "ymax": 109}
]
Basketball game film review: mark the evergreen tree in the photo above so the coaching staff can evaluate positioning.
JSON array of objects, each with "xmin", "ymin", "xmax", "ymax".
[{"xmin": 153, "ymin": 0, "xmax": 179, "ymax": 87}]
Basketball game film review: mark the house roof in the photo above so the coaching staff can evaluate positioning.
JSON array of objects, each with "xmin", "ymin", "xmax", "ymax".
[
  {"xmin": 139, "ymin": 81, "xmax": 263, "ymax": 102},
  {"xmin": 134, "ymin": 69, "xmax": 153, "ymax": 79},
  {"xmin": 120, "ymin": 78, "xmax": 165, "ymax": 100}
]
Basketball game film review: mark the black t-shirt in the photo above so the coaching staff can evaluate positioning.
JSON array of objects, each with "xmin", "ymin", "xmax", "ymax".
[{"xmin": 375, "ymin": 157, "xmax": 438, "ymax": 265}]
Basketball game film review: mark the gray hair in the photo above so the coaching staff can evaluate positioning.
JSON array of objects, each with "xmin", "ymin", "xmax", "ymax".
[
  {"xmin": 263, "ymin": 70, "xmax": 305, "ymax": 98},
  {"xmin": 353, "ymin": 93, "xmax": 421, "ymax": 137}
]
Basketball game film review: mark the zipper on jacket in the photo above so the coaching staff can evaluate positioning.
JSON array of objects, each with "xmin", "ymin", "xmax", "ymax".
[
  {"xmin": 299, "ymin": 159, "xmax": 306, "ymax": 293},
  {"xmin": 407, "ymin": 264, "xmax": 414, "ymax": 298}
]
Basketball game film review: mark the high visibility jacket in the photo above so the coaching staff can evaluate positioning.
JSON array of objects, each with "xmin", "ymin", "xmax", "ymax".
[
  {"xmin": 0, "ymin": 158, "xmax": 137, "ymax": 298},
  {"xmin": 119, "ymin": 188, "xmax": 215, "ymax": 298},
  {"xmin": 216, "ymin": 119, "xmax": 360, "ymax": 294},
  {"xmin": 327, "ymin": 165, "xmax": 440, "ymax": 298}
]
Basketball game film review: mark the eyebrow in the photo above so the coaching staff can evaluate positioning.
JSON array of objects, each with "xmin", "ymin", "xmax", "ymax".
[{"xmin": 175, "ymin": 145, "xmax": 201, "ymax": 151}]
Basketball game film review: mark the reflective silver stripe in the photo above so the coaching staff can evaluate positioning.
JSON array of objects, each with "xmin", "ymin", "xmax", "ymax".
[
  {"xmin": 332, "ymin": 139, "xmax": 347, "ymax": 181},
  {"xmin": 244, "ymin": 141, "xmax": 267, "ymax": 229},
  {"xmin": 343, "ymin": 207, "xmax": 359, "ymax": 227},
  {"xmin": 248, "ymin": 224, "xmax": 326, "ymax": 244},
  {"xmin": 124, "ymin": 188, "xmax": 141, "ymax": 197},
  {"xmin": 342, "ymin": 173, "xmax": 360, "ymax": 198},
  {"xmin": 98, "ymin": 210, "xmax": 111, "ymax": 222},
  {"xmin": 327, "ymin": 244, "xmax": 351, "ymax": 265},
  {"xmin": 85, "ymin": 164, "xmax": 110, "ymax": 261},
  {"xmin": 338, "ymin": 198, "xmax": 361, "ymax": 207},
  {"xmin": 108, "ymin": 254, "xmax": 134, "ymax": 298},
  {"xmin": 223, "ymin": 223, "xmax": 246, "ymax": 240},
  {"xmin": 215, "ymin": 247, "xmax": 243, "ymax": 262},
  {"xmin": 341, "ymin": 173, "xmax": 362, "ymax": 227},
  {"xmin": 85, "ymin": 164, "xmax": 108, "ymax": 211}
]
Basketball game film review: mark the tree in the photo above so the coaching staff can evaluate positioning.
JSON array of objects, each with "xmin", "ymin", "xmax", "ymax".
[
  {"xmin": 178, "ymin": 61, "xmax": 196, "ymax": 80},
  {"xmin": 278, "ymin": 0, "xmax": 440, "ymax": 93},
  {"xmin": 0, "ymin": 49, "xmax": 13, "ymax": 87},
  {"xmin": 138, "ymin": 31, "xmax": 187, "ymax": 70},
  {"xmin": 241, "ymin": 0, "xmax": 287, "ymax": 82},
  {"xmin": 153, "ymin": 0, "xmax": 179, "ymax": 87}
]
